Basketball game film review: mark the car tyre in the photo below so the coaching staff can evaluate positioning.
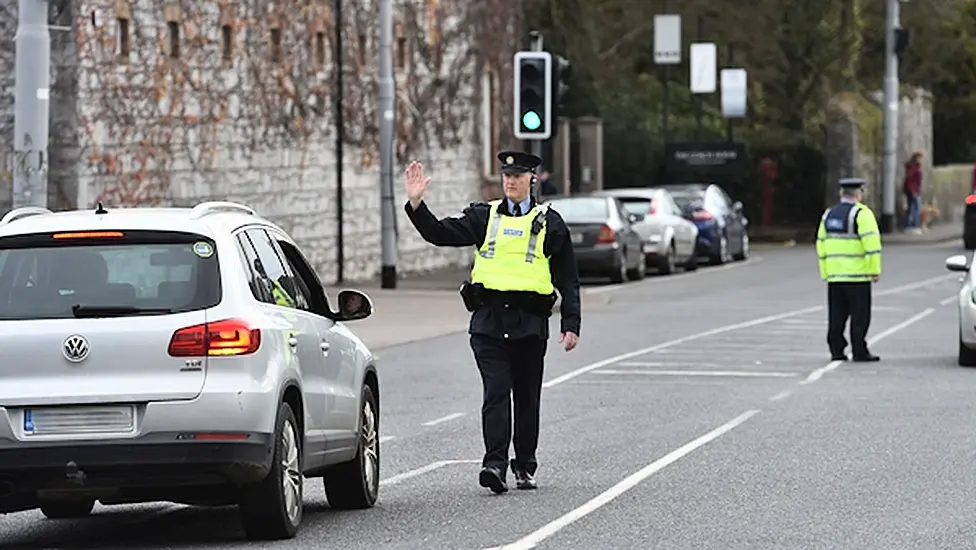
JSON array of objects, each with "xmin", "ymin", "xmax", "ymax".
[
  {"xmin": 609, "ymin": 251, "xmax": 627, "ymax": 284},
  {"xmin": 239, "ymin": 401, "xmax": 303, "ymax": 541},
  {"xmin": 709, "ymin": 235, "xmax": 729, "ymax": 265},
  {"xmin": 627, "ymin": 250, "xmax": 647, "ymax": 280},
  {"xmin": 40, "ymin": 499, "xmax": 95, "ymax": 519},
  {"xmin": 733, "ymin": 233, "xmax": 750, "ymax": 261},
  {"xmin": 959, "ymin": 335, "xmax": 976, "ymax": 367},
  {"xmin": 323, "ymin": 383, "xmax": 380, "ymax": 510},
  {"xmin": 656, "ymin": 243, "xmax": 676, "ymax": 275}
]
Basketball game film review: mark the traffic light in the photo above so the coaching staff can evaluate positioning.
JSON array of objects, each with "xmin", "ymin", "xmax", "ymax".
[
  {"xmin": 894, "ymin": 27, "xmax": 911, "ymax": 56},
  {"xmin": 513, "ymin": 51, "xmax": 552, "ymax": 140},
  {"xmin": 551, "ymin": 53, "xmax": 571, "ymax": 124}
]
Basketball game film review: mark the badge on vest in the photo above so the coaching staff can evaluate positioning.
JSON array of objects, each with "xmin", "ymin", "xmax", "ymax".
[
  {"xmin": 502, "ymin": 228, "xmax": 525, "ymax": 237},
  {"xmin": 826, "ymin": 218, "xmax": 845, "ymax": 230}
]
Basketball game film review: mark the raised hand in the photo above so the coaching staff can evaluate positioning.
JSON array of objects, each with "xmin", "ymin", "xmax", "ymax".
[{"xmin": 405, "ymin": 161, "xmax": 431, "ymax": 206}]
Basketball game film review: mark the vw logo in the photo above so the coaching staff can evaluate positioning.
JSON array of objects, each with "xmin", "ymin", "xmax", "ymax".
[{"xmin": 62, "ymin": 335, "xmax": 90, "ymax": 363}]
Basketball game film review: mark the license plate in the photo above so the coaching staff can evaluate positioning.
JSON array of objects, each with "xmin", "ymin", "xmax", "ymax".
[
  {"xmin": 571, "ymin": 233, "xmax": 583, "ymax": 244},
  {"xmin": 643, "ymin": 243, "xmax": 655, "ymax": 253},
  {"xmin": 23, "ymin": 405, "xmax": 135, "ymax": 436}
]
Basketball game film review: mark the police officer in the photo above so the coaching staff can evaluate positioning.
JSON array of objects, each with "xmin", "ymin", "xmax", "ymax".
[
  {"xmin": 816, "ymin": 177, "xmax": 882, "ymax": 362},
  {"xmin": 403, "ymin": 151, "xmax": 581, "ymax": 494}
]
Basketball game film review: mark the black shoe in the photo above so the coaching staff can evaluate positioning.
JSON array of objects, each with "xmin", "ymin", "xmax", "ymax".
[
  {"xmin": 852, "ymin": 354, "xmax": 880, "ymax": 362},
  {"xmin": 478, "ymin": 467, "xmax": 508, "ymax": 494},
  {"xmin": 512, "ymin": 468, "xmax": 538, "ymax": 490},
  {"xmin": 830, "ymin": 354, "xmax": 848, "ymax": 361}
]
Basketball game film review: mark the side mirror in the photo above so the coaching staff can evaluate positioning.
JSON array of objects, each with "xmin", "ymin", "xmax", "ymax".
[
  {"xmin": 627, "ymin": 213, "xmax": 642, "ymax": 224},
  {"xmin": 945, "ymin": 254, "xmax": 970, "ymax": 272},
  {"xmin": 334, "ymin": 289, "xmax": 373, "ymax": 321},
  {"xmin": 733, "ymin": 201, "xmax": 743, "ymax": 212}
]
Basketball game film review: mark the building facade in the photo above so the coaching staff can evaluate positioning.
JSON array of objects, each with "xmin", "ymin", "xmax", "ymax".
[{"xmin": 0, "ymin": 0, "xmax": 520, "ymax": 283}]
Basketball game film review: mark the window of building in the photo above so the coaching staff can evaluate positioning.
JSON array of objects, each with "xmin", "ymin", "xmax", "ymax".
[
  {"xmin": 315, "ymin": 31, "xmax": 326, "ymax": 66},
  {"xmin": 270, "ymin": 27, "xmax": 282, "ymax": 62},
  {"xmin": 221, "ymin": 24, "xmax": 233, "ymax": 62},
  {"xmin": 116, "ymin": 17, "xmax": 130, "ymax": 57},
  {"xmin": 167, "ymin": 21, "xmax": 180, "ymax": 58},
  {"xmin": 481, "ymin": 65, "xmax": 501, "ymax": 177}
]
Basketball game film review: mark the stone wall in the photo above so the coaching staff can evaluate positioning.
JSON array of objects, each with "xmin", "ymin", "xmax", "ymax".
[
  {"xmin": 824, "ymin": 87, "xmax": 934, "ymax": 216},
  {"xmin": 0, "ymin": 0, "xmax": 520, "ymax": 283}
]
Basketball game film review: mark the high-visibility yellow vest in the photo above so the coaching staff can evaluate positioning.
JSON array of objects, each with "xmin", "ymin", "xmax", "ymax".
[
  {"xmin": 272, "ymin": 279, "xmax": 296, "ymax": 307},
  {"xmin": 470, "ymin": 200, "xmax": 554, "ymax": 295},
  {"xmin": 816, "ymin": 201, "xmax": 882, "ymax": 282}
]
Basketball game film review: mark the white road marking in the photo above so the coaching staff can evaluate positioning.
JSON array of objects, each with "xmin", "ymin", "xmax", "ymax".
[
  {"xmin": 380, "ymin": 435, "xmax": 396, "ymax": 443},
  {"xmin": 584, "ymin": 256, "xmax": 764, "ymax": 295},
  {"xmin": 422, "ymin": 412, "xmax": 465, "ymax": 426},
  {"xmin": 543, "ymin": 305, "xmax": 824, "ymax": 388},
  {"xmin": 484, "ymin": 410, "xmax": 761, "ymax": 550},
  {"xmin": 940, "ymin": 295, "xmax": 958, "ymax": 306},
  {"xmin": 802, "ymin": 307, "xmax": 935, "ymax": 384},
  {"xmin": 874, "ymin": 273, "xmax": 957, "ymax": 296},
  {"xmin": 380, "ymin": 459, "xmax": 481, "ymax": 487},
  {"xmin": 616, "ymin": 361, "xmax": 721, "ymax": 367},
  {"xmin": 593, "ymin": 370, "xmax": 798, "ymax": 378},
  {"xmin": 769, "ymin": 390, "xmax": 792, "ymax": 401}
]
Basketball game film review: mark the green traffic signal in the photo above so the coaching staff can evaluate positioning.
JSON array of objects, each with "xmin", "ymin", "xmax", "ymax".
[{"xmin": 522, "ymin": 111, "xmax": 541, "ymax": 130}]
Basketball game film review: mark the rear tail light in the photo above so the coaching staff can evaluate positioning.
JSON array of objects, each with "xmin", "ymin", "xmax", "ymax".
[
  {"xmin": 168, "ymin": 318, "xmax": 261, "ymax": 357},
  {"xmin": 596, "ymin": 224, "xmax": 616, "ymax": 243},
  {"xmin": 692, "ymin": 210, "xmax": 713, "ymax": 221},
  {"xmin": 648, "ymin": 204, "xmax": 657, "ymax": 215}
]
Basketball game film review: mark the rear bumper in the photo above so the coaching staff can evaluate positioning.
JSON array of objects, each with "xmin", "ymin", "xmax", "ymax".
[
  {"xmin": 574, "ymin": 246, "xmax": 621, "ymax": 274},
  {"xmin": 0, "ymin": 432, "xmax": 273, "ymax": 499}
]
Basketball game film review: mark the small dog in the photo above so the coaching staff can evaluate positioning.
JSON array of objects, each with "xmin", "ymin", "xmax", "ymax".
[{"xmin": 920, "ymin": 203, "xmax": 941, "ymax": 229}]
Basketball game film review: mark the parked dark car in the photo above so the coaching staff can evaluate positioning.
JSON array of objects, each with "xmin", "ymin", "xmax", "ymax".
[
  {"xmin": 544, "ymin": 195, "xmax": 645, "ymax": 283},
  {"xmin": 664, "ymin": 183, "xmax": 750, "ymax": 265}
]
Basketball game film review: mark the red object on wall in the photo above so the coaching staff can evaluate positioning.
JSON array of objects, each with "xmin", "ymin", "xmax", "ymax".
[{"xmin": 759, "ymin": 157, "xmax": 778, "ymax": 228}]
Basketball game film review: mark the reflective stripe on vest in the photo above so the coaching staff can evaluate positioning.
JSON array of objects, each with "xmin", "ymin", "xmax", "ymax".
[{"xmin": 470, "ymin": 200, "xmax": 554, "ymax": 295}]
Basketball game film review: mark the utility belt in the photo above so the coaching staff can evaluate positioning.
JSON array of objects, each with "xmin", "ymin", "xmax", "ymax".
[{"xmin": 459, "ymin": 282, "xmax": 557, "ymax": 318}]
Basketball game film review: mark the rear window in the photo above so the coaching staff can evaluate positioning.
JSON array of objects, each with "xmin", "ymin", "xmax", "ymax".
[
  {"xmin": 546, "ymin": 198, "xmax": 609, "ymax": 223},
  {"xmin": 0, "ymin": 230, "xmax": 221, "ymax": 320},
  {"xmin": 617, "ymin": 197, "xmax": 653, "ymax": 215},
  {"xmin": 670, "ymin": 191, "xmax": 704, "ymax": 210}
]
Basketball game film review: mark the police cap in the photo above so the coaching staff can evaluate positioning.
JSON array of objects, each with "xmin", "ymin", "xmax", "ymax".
[
  {"xmin": 498, "ymin": 151, "xmax": 543, "ymax": 174},
  {"xmin": 839, "ymin": 177, "xmax": 866, "ymax": 190}
]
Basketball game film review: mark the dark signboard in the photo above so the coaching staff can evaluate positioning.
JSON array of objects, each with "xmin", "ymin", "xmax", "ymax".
[{"xmin": 664, "ymin": 142, "xmax": 748, "ymax": 174}]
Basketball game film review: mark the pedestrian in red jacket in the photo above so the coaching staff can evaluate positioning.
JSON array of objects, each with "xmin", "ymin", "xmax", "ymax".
[{"xmin": 903, "ymin": 151, "xmax": 923, "ymax": 232}]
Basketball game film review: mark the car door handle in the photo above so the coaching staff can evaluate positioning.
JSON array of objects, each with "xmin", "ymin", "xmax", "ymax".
[
  {"xmin": 320, "ymin": 341, "xmax": 330, "ymax": 352},
  {"xmin": 288, "ymin": 337, "xmax": 299, "ymax": 347}
]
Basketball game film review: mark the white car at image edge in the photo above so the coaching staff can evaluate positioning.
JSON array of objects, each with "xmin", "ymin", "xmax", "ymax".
[
  {"xmin": 0, "ymin": 202, "xmax": 380, "ymax": 540},
  {"xmin": 945, "ymin": 253, "xmax": 976, "ymax": 366}
]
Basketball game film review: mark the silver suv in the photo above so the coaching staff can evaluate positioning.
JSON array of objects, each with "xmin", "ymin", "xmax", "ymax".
[{"xmin": 0, "ymin": 202, "xmax": 381, "ymax": 540}]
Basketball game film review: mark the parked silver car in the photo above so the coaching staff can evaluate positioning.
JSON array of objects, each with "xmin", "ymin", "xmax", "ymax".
[
  {"xmin": 596, "ymin": 188, "xmax": 700, "ymax": 274},
  {"xmin": 0, "ymin": 202, "xmax": 380, "ymax": 540}
]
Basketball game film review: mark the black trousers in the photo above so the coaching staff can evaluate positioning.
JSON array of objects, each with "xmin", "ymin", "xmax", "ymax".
[
  {"xmin": 827, "ymin": 282, "xmax": 872, "ymax": 357},
  {"xmin": 470, "ymin": 334, "xmax": 547, "ymax": 476}
]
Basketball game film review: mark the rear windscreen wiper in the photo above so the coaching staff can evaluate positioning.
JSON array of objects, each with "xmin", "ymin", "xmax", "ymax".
[{"xmin": 71, "ymin": 305, "xmax": 173, "ymax": 318}]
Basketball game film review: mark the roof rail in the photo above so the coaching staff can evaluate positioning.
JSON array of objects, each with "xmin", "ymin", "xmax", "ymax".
[
  {"xmin": 189, "ymin": 201, "xmax": 256, "ymax": 219},
  {"xmin": 0, "ymin": 207, "xmax": 53, "ymax": 226}
]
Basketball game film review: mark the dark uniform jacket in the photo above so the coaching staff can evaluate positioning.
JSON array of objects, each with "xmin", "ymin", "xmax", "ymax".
[{"xmin": 405, "ymin": 199, "xmax": 581, "ymax": 340}]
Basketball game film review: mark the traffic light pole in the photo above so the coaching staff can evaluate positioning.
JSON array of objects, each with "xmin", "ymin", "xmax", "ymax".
[
  {"xmin": 13, "ymin": 0, "xmax": 51, "ymax": 209},
  {"xmin": 880, "ymin": 0, "xmax": 900, "ymax": 234},
  {"xmin": 528, "ymin": 33, "xmax": 544, "ymax": 201}
]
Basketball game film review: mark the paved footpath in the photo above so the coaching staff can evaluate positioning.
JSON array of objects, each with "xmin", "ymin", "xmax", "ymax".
[{"xmin": 2, "ymin": 239, "xmax": 974, "ymax": 549}]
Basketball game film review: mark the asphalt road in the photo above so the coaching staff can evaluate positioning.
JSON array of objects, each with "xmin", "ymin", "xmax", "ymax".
[{"xmin": 2, "ymin": 241, "xmax": 972, "ymax": 549}]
